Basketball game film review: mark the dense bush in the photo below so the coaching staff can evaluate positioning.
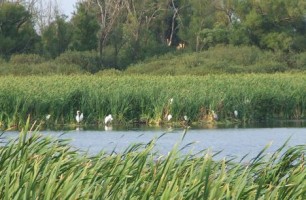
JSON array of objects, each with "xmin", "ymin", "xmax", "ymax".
[
  {"xmin": 9, "ymin": 54, "xmax": 46, "ymax": 64},
  {"xmin": 126, "ymin": 45, "xmax": 292, "ymax": 75},
  {"xmin": 295, "ymin": 52, "xmax": 306, "ymax": 70},
  {"xmin": 0, "ymin": 46, "xmax": 305, "ymax": 75},
  {"xmin": 55, "ymin": 51, "xmax": 101, "ymax": 73},
  {"xmin": 0, "ymin": 62, "xmax": 83, "ymax": 76},
  {"xmin": 0, "ymin": 57, "xmax": 7, "ymax": 64}
]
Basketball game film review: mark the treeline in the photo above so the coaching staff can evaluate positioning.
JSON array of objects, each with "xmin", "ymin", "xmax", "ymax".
[{"xmin": 0, "ymin": 0, "xmax": 306, "ymax": 72}]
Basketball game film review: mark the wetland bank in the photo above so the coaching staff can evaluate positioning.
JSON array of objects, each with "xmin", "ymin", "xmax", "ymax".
[{"xmin": 1, "ymin": 73, "xmax": 305, "ymax": 130}]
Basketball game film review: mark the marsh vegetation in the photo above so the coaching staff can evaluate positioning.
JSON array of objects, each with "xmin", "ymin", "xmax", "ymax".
[
  {"xmin": 0, "ymin": 121, "xmax": 305, "ymax": 199},
  {"xmin": 0, "ymin": 73, "xmax": 305, "ymax": 130}
]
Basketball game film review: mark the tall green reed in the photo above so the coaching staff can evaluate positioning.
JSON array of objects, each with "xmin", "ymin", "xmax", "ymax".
[
  {"xmin": 0, "ymin": 73, "xmax": 305, "ymax": 129},
  {"xmin": 0, "ymin": 121, "xmax": 305, "ymax": 199}
]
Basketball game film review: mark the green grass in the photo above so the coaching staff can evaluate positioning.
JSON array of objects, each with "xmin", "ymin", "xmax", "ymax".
[
  {"xmin": 1, "ymin": 46, "xmax": 306, "ymax": 76},
  {"xmin": 0, "ymin": 121, "xmax": 305, "ymax": 199},
  {"xmin": 125, "ymin": 45, "xmax": 304, "ymax": 75},
  {"xmin": 0, "ymin": 73, "xmax": 305, "ymax": 129}
]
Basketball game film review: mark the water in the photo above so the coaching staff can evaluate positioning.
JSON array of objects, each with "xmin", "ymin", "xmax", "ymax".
[{"xmin": 2, "ymin": 125, "xmax": 306, "ymax": 160}]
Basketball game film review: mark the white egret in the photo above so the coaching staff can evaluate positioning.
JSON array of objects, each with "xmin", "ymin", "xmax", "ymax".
[
  {"xmin": 169, "ymin": 98, "xmax": 173, "ymax": 104},
  {"xmin": 234, "ymin": 110, "xmax": 238, "ymax": 118},
  {"xmin": 46, "ymin": 114, "xmax": 51, "ymax": 120},
  {"xmin": 167, "ymin": 114, "xmax": 172, "ymax": 121},
  {"xmin": 76, "ymin": 111, "xmax": 84, "ymax": 123},
  {"xmin": 105, "ymin": 114, "xmax": 113, "ymax": 125},
  {"xmin": 212, "ymin": 110, "xmax": 218, "ymax": 120},
  {"xmin": 182, "ymin": 115, "xmax": 191, "ymax": 128}
]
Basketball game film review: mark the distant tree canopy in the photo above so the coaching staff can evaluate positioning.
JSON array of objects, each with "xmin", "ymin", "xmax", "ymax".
[
  {"xmin": 0, "ymin": 0, "xmax": 305, "ymax": 68},
  {"xmin": 0, "ymin": 2, "xmax": 39, "ymax": 57}
]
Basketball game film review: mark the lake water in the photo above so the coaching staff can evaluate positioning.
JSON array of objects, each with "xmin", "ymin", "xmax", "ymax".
[{"xmin": 2, "ymin": 122, "xmax": 306, "ymax": 160}]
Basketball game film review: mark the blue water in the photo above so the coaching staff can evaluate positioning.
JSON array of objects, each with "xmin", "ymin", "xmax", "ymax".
[{"xmin": 2, "ymin": 126, "xmax": 305, "ymax": 160}]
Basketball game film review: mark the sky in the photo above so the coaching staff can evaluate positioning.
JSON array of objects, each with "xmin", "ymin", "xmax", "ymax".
[{"xmin": 56, "ymin": 0, "xmax": 78, "ymax": 18}]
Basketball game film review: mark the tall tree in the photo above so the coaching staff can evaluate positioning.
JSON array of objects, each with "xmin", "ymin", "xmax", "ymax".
[
  {"xmin": 178, "ymin": 0, "xmax": 216, "ymax": 51},
  {"xmin": 0, "ymin": 2, "xmax": 39, "ymax": 57},
  {"xmin": 122, "ymin": 0, "xmax": 170, "ymax": 60},
  {"xmin": 94, "ymin": 0, "xmax": 125, "ymax": 58},
  {"xmin": 41, "ymin": 15, "xmax": 72, "ymax": 58},
  {"xmin": 243, "ymin": 0, "xmax": 306, "ymax": 52},
  {"xmin": 70, "ymin": 2, "xmax": 99, "ymax": 51}
]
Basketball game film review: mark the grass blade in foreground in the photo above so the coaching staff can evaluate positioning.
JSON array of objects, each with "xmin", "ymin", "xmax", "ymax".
[{"xmin": 0, "ymin": 122, "xmax": 305, "ymax": 199}]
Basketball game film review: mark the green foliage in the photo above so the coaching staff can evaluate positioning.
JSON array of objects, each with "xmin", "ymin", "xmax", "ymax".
[
  {"xmin": 9, "ymin": 54, "xmax": 46, "ymax": 64},
  {"xmin": 0, "ymin": 2, "xmax": 39, "ymax": 57},
  {"xmin": 198, "ymin": 28, "xmax": 229, "ymax": 50},
  {"xmin": 260, "ymin": 32, "xmax": 293, "ymax": 52},
  {"xmin": 1, "ymin": 45, "xmax": 304, "ymax": 75},
  {"xmin": 55, "ymin": 51, "xmax": 101, "ymax": 73},
  {"xmin": 0, "ymin": 123, "xmax": 305, "ymax": 199},
  {"xmin": 126, "ymin": 45, "xmax": 289, "ymax": 75},
  {"xmin": 41, "ymin": 15, "xmax": 73, "ymax": 58},
  {"xmin": 177, "ymin": 0, "xmax": 306, "ymax": 52},
  {"xmin": 0, "ymin": 56, "xmax": 7, "ymax": 64},
  {"xmin": 0, "ymin": 74, "xmax": 305, "ymax": 129},
  {"xmin": 0, "ymin": 62, "xmax": 83, "ymax": 76},
  {"xmin": 295, "ymin": 52, "xmax": 306, "ymax": 70},
  {"xmin": 1, "ymin": 0, "xmax": 306, "ymax": 66},
  {"xmin": 70, "ymin": 2, "xmax": 99, "ymax": 51}
]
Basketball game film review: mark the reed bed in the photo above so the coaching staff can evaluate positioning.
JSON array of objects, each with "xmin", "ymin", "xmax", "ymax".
[
  {"xmin": 0, "ymin": 121, "xmax": 305, "ymax": 199},
  {"xmin": 0, "ymin": 73, "xmax": 305, "ymax": 129}
]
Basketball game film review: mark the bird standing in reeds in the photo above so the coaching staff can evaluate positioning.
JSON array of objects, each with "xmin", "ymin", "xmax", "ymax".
[
  {"xmin": 234, "ymin": 110, "xmax": 238, "ymax": 118},
  {"xmin": 105, "ymin": 114, "xmax": 113, "ymax": 126},
  {"xmin": 46, "ymin": 114, "xmax": 51, "ymax": 120},
  {"xmin": 167, "ymin": 114, "xmax": 172, "ymax": 121},
  {"xmin": 76, "ymin": 111, "xmax": 84, "ymax": 124},
  {"xmin": 212, "ymin": 110, "xmax": 218, "ymax": 120}
]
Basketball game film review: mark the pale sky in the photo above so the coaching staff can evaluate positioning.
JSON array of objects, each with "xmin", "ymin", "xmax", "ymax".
[{"xmin": 57, "ymin": 0, "xmax": 78, "ymax": 18}]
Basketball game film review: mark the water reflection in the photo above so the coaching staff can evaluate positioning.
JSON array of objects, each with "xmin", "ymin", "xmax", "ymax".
[
  {"xmin": 76, "ymin": 126, "xmax": 84, "ymax": 131},
  {"xmin": 39, "ymin": 119, "xmax": 306, "ymax": 132},
  {"xmin": 104, "ymin": 125, "xmax": 113, "ymax": 131}
]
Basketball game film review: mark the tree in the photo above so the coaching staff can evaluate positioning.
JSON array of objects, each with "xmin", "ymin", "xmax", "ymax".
[
  {"xmin": 94, "ymin": 0, "xmax": 125, "ymax": 58},
  {"xmin": 32, "ymin": 0, "xmax": 61, "ymax": 34},
  {"xmin": 121, "ymin": 0, "xmax": 171, "ymax": 61},
  {"xmin": 70, "ymin": 2, "xmax": 99, "ymax": 51},
  {"xmin": 178, "ymin": 0, "xmax": 216, "ymax": 51},
  {"xmin": 41, "ymin": 15, "xmax": 72, "ymax": 58},
  {"xmin": 0, "ymin": 2, "xmax": 39, "ymax": 57},
  {"xmin": 242, "ymin": 0, "xmax": 306, "ymax": 52}
]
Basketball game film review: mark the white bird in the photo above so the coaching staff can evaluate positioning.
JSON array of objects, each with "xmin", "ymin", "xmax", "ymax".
[
  {"xmin": 46, "ymin": 114, "xmax": 51, "ymax": 120},
  {"xmin": 76, "ymin": 111, "xmax": 84, "ymax": 123},
  {"xmin": 169, "ymin": 98, "xmax": 173, "ymax": 104},
  {"xmin": 234, "ymin": 110, "xmax": 238, "ymax": 118},
  {"xmin": 212, "ymin": 110, "xmax": 218, "ymax": 120},
  {"xmin": 167, "ymin": 114, "xmax": 172, "ymax": 121},
  {"xmin": 182, "ymin": 115, "xmax": 191, "ymax": 127},
  {"xmin": 105, "ymin": 114, "xmax": 113, "ymax": 125}
]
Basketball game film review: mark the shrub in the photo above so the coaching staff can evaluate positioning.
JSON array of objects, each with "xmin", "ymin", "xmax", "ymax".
[
  {"xmin": 295, "ymin": 52, "xmax": 306, "ymax": 69},
  {"xmin": 9, "ymin": 54, "xmax": 46, "ymax": 64},
  {"xmin": 0, "ymin": 62, "xmax": 83, "ymax": 76},
  {"xmin": 55, "ymin": 51, "xmax": 101, "ymax": 73},
  {"xmin": 0, "ymin": 56, "xmax": 7, "ymax": 64},
  {"xmin": 96, "ymin": 68, "xmax": 122, "ymax": 76},
  {"xmin": 125, "ymin": 45, "xmax": 292, "ymax": 75},
  {"xmin": 250, "ymin": 61, "xmax": 288, "ymax": 73}
]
